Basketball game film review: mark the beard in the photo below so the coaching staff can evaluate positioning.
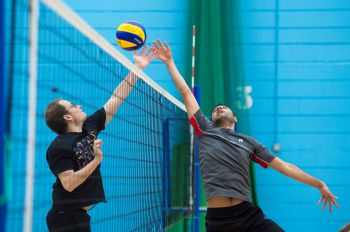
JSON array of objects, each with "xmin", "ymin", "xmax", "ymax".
[
  {"xmin": 213, "ymin": 114, "xmax": 235, "ymax": 128},
  {"xmin": 71, "ymin": 112, "xmax": 87, "ymax": 125}
]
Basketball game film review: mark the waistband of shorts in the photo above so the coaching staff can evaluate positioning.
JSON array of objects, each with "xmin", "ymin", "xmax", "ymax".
[
  {"xmin": 206, "ymin": 201, "xmax": 252, "ymax": 217},
  {"xmin": 51, "ymin": 205, "xmax": 87, "ymax": 213}
]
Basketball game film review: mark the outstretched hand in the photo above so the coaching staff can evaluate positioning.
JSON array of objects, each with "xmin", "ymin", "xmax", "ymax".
[
  {"xmin": 133, "ymin": 45, "xmax": 157, "ymax": 69},
  {"xmin": 317, "ymin": 184, "xmax": 340, "ymax": 213},
  {"xmin": 152, "ymin": 39, "xmax": 173, "ymax": 64}
]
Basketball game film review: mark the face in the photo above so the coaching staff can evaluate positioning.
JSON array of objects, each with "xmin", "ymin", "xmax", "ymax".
[
  {"xmin": 211, "ymin": 105, "xmax": 236, "ymax": 127},
  {"xmin": 59, "ymin": 100, "xmax": 87, "ymax": 124}
]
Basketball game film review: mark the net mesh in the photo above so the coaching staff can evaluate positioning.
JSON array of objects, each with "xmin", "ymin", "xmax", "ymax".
[{"xmin": 5, "ymin": 0, "xmax": 192, "ymax": 231}]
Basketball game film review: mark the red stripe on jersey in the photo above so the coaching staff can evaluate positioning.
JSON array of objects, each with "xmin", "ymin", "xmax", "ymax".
[
  {"xmin": 189, "ymin": 116, "xmax": 203, "ymax": 137},
  {"xmin": 252, "ymin": 154, "xmax": 269, "ymax": 168}
]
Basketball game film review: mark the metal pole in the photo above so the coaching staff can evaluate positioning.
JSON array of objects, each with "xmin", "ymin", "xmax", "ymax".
[
  {"xmin": 24, "ymin": 0, "xmax": 39, "ymax": 231},
  {"xmin": 193, "ymin": 87, "xmax": 200, "ymax": 232}
]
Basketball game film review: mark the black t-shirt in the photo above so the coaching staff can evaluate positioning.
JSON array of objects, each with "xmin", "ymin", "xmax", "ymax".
[{"xmin": 46, "ymin": 108, "xmax": 106, "ymax": 210}]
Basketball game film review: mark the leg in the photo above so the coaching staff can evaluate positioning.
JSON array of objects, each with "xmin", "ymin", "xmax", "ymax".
[
  {"xmin": 72, "ymin": 209, "xmax": 91, "ymax": 232},
  {"xmin": 245, "ymin": 206, "xmax": 284, "ymax": 232},
  {"xmin": 258, "ymin": 219, "xmax": 284, "ymax": 232},
  {"xmin": 46, "ymin": 207, "xmax": 79, "ymax": 232}
]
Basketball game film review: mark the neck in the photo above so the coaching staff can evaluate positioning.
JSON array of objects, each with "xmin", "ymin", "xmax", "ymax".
[
  {"xmin": 66, "ymin": 123, "xmax": 83, "ymax": 133},
  {"xmin": 220, "ymin": 124, "xmax": 235, "ymax": 130},
  {"xmin": 214, "ymin": 118, "xmax": 235, "ymax": 130}
]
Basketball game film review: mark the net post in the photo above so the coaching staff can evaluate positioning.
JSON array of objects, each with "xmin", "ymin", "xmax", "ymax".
[
  {"xmin": 192, "ymin": 86, "xmax": 200, "ymax": 232},
  {"xmin": 24, "ymin": 0, "xmax": 39, "ymax": 231}
]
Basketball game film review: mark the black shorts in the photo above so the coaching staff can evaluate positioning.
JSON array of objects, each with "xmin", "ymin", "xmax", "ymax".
[
  {"xmin": 46, "ymin": 206, "xmax": 91, "ymax": 232},
  {"xmin": 206, "ymin": 201, "xmax": 284, "ymax": 232}
]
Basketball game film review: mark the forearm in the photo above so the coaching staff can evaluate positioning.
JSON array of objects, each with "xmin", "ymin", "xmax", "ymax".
[
  {"xmin": 271, "ymin": 158, "xmax": 338, "ymax": 212},
  {"xmin": 65, "ymin": 159, "xmax": 100, "ymax": 192},
  {"xmin": 281, "ymin": 162, "xmax": 324, "ymax": 189},
  {"xmin": 112, "ymin": 73, "xmax": 138, "ymax": 103},
  {"xmin": 104, "ymin": 72, "xmax": 139, "ymax": 124},
  {"xmin": 165, "ymin": 59, "xmax": 199, "ymax": 117},
  {"xmin": 165, "ymin": 59, "xmax": 191, "ymax": 96}
]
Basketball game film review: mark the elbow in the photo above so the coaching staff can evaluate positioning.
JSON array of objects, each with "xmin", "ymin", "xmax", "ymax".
[
  {"xmin": 61, "ymin": 180, "xmax": 76, "ymax": 193},
  {"xmin": 64, "ymin": 186, "xmax": 74, "ymax": 193},
  {"xmin": 272, "ymin": 161, "xmax": 291, "ymax": 176},
  {"xmin": 180, "ymin": 88, "xmax": 191, "ymax": 98}
]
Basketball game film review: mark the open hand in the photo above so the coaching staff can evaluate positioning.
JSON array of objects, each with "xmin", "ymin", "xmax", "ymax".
[
  {"xmin": 133, "ymin": 45, "xmax": 158, "ymax": 69},
  {"xmin": 317, "ymin": 184, "xmax": 340, "ymax": 213},
  {"xmin": 152, "ymin": 39, "xmax": 173, "ymax": 64}
]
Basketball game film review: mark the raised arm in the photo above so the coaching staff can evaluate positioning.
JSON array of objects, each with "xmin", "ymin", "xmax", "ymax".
[
  {"xmin": 103, "ymin": 45, "xmax": 157, "ymax": 126},
  {"xmin": 152, "ymin": 39, "xmax": 199, "ymax": 118},
  {"xmin": 269, "ymin": 157, "xmax": 340, "ymax": 213}
]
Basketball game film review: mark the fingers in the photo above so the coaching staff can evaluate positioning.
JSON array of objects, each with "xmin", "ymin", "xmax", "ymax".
[
  {"xmin": 164, "ymin": 41, "xmax": 170, "ymax": 50},
  {"xmin": 94, "ymin": 139, "xmax": 103, "ymax": 147},
  {"xmin": 150, "ymin": 47, "xmax": 158, "ymax": 55},
  {"xmin": 140, "ymin": 44, "xmax": 147, "ymax": 55},
  {"xmin": 150, "ymin": 45, "xmax": 156, "ymax": 51},
  {"xmin": 152, "ymin": 39, "xmax": 169, "ymax": 51},
  {"xmin": 153, "ymin": 41, "xmax": 159, "ymax": 49},
  {"xmin": 322, "ymin": 199, "xmax": 327, "ymax": 211},
  {"xmin": 145, "ymin": 45, "xmax": 153, "ymax": 56},
  {"xmin": 317, "ymin": 196, "xmax": 324, "ymax": 205},
  {"xmin": 157, "ymin": 39, "xmax": 164, "ymax": 48},
  {"xmin": 332, "ymin": 199, "xmax": 340, "ymax": 208},
  {"xmin": 319, "ymin": 195, "xmax": 340, "ymax": 213},
  {"xmin": 150, "ymin": 53, "xmax": 158, "ymax": 61}
]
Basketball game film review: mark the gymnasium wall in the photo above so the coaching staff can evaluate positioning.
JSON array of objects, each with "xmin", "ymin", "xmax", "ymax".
[{"xmin": 239, "ymin": 0, "xmax": 350, "ymax": 231}]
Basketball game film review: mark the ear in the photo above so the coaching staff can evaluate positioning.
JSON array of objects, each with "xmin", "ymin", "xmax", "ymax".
[
  {"xmin": 63, "ymin": 114, "xmax": 72, "ymax": 121},
  {"xmin": 234, "ymin": 116, "xmax": 238, "ymax": 123}
]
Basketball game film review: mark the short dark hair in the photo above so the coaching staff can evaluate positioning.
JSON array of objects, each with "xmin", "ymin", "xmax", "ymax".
[{"xmin": 45, "ymin": 98, "xmax": 68, "ymax": 134}]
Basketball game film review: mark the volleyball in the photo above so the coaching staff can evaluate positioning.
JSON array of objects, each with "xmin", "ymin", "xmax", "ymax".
[{"xmin": 116, "ymin": 21, "xmax": 146, "ymax": 51}]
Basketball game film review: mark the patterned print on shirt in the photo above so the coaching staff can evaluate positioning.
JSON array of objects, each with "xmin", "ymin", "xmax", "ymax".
[{"xmin": 73, "ymin": 132, "xmax": 96, "ymax": 169}]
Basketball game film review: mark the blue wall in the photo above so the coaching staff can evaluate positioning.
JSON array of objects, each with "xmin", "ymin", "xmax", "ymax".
[{"xmin": 240, "ymin": 0, "xmax": 350, "ymax": 231}]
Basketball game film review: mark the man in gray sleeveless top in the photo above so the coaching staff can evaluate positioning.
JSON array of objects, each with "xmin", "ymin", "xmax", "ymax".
[{"xmin": 152, "ymin": 39, "xmax": 340, "ymax": 232}]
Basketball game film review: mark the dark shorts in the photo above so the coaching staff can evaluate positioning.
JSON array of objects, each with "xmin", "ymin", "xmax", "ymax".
[
  {"xmin": 46, "ymin": 206, "xmax": 91, "ymax": 232},
  {"xmin": 206, "ymin": 202, "xmax": 284, "ymax": 232}
]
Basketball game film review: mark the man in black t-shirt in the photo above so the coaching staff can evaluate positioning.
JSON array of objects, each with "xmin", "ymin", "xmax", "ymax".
[
  {"xmin": 152, "ymin": 40, "xmax": 340, "ymax": 232},
  {"xmin": 45, "ymin": 46, "xmax": 156, "ymax": 232}
]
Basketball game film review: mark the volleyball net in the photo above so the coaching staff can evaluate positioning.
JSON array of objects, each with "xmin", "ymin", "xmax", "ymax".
[{"xmin": 5, "ymin": 0, "xmax": 192, "ymax": 231}]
